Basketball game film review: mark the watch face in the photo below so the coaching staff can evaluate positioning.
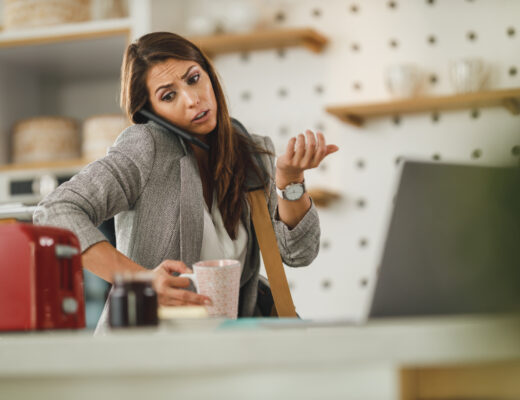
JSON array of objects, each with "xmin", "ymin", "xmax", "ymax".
[{"xmin": 285, "ymin": 183, "xmax": 304, "ymax": 200}]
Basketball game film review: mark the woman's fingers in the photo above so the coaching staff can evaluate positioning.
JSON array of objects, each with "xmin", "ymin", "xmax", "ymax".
[
  {"xmin": 285, "ymin": 136, "xmax": 296, "ymax": 160},
  {"xmin": 311, "ymin": 132, "xmax": 326, "ymax": 166},
  {"xmin": 158, "ymin": 287, "xmax": 211, "ymax": 306},
  {"xmin": 326, "ymin": 144, "xmax": 340, "ymax": 155},
  {"xmin": 159, "ymin": 260, "xmax": 192, "ymax": 275},
  {"xmin": 292, "ymin": 133, "xmax": 306, "ymax": 164},
  {"xmin": 279, "ymin": 129, "xmax": 339, "ymax": 173},
  {"xmin": 301, "ymin": 130, "xmax": 317, "ymax": 165},
  {"xmin": 164, "ymin": 275, "xmax": 192, "ymax": 288}
]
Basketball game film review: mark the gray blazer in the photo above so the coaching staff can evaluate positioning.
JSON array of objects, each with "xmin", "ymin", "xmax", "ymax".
[{"xmin": 34, "ymin": 120, "xmax": 320, "ymax": 330}]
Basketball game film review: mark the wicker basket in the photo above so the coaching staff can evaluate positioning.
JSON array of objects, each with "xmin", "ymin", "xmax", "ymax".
[
  {"xmin": 4, "ymin": 0, "xmax": 91, "ymax": 30},
  {"xmin": 82, "ymin": 114, "xmax": 130, "ymax": 161},
  {"xmin": 12, "ymin": 116, "xmax": 80, "ymax": 164}
]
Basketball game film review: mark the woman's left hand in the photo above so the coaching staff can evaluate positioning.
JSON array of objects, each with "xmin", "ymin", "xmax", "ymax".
[{"xmin": 276, "ymin": 130, "xmax": 339, "ymax": 187}]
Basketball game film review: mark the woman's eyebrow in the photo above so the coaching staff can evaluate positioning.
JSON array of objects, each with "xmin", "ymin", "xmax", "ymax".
[
  {"xmin": 155, "ymin": 83, "xmax": 173, "ymax": 95},
  {"xmin": 154, "ymin": 65, "xmax": 197, "ymax": 95}
]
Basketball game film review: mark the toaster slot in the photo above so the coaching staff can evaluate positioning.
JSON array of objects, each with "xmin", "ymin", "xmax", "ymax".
[
  {"xmin": 56, "ymin": 245, "xmax": 79, "ymax": 291},
  {"xmin": 60, "ymin": 259, "xmax": 73, "ymax": 291}
]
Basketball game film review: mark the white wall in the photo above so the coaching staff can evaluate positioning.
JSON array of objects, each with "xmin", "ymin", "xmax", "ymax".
[{"xmin": 184, "ymin": 0, "xmax": 520, "ymax": 320}]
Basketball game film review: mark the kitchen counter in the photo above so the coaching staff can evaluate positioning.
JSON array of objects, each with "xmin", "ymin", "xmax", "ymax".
[{"xmin": 1, "ymin": 314, "xmax": 520, "ymax": 400}]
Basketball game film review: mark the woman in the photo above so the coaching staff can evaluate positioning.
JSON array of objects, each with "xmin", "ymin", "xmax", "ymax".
[{"xmin": 34, "ymin": 32, "xmax": 338, "ymax": 331}]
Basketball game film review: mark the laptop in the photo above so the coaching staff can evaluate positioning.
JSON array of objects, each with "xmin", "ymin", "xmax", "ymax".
[
  {"xmin": 225, "ymin": 160, "xmax": 520, "ymax": 328},
  {"xmin": 368, "ymin": 160, "xmax": 520, "ymax": 318}
]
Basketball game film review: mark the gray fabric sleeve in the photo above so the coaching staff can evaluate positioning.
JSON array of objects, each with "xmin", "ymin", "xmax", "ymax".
[
  {"xmin": 261, "ymin": 136, "xmax": 321, "ymax": 267},
  {"xmin": 33, "ymin": 124, "xmax": 156, "ymax": 253}
]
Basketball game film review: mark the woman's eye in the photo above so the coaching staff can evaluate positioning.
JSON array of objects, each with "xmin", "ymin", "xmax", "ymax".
[
  {"xmin": 188, "ymin": 74, "xmax": 200, "ymax": 84},
  {"xmin": 161, "ymin": 92, "xmax": 175, "ymax": 101}
]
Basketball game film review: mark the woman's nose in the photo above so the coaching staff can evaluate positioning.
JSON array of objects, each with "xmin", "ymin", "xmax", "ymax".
[{"xmin": 181, "ymin": 89, "xmax": 199, "ymax": 108}]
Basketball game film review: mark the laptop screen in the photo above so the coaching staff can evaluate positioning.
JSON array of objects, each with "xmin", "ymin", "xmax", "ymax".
[{"xmin": 369, "ymin": 161, "xmax": 520, "ymax": 318}]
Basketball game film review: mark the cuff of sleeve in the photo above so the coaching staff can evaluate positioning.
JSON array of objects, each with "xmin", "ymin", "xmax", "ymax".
[
  {"xmin": 76, "ymin": 226, "xmax": 109, "ymax": 253},
  {"xmin": 33, "ymin": 207, "xmax": 109, "ymax": 253},
  {"xmin": 273, "ymin": 199, "xmax": 319, "ymax": 241}
]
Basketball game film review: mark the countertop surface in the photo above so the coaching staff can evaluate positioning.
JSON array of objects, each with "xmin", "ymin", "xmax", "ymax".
[{"xmin": 1, "ymin": 313, "xmax": 520, "ymax": 377}]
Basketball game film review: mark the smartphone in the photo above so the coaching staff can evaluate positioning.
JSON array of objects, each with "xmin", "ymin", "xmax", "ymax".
[{"xmin": 136, "ymin": 108, "xmax": 209, "ymax": 151}]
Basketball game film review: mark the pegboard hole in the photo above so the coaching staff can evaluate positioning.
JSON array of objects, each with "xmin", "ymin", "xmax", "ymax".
[
  {"xmin": 319, "ymin": 163, "xmax": 328, "ymax": 172},
  {"xmin": 279, "ymin": 126, "xmax": 289, "ymax": 137},
  {"xmin": 356, "ymin": 159, "xmax": 366, "ymax": 169},
  {"xmin": 360, "ymin": 278, "xmax": 369, "ymax": 288},
  {"xmin": 387, "ymin": 1, "xmax": 398, "ymax": 9},
  {"xmin": 509, "ymin": 66, "xmax": 517, "ymax": 77},
  {"xmin": 357, "ymin": 198, "xmax": 366, "ymax": 208},
  {"xmin": 389, "ymin": 38, "xmax": 399, "ymax": 49},
  {"xmin": 426, "ymin": 0, "xmax": 436, "ymax": 5},
  {"xmin": 432, "ymin": 153, "xmax": 441, "ymax": 161},
  {"xmin": 352, "ymin": 81, "xmax": 362, "ymax": 91},
  {"xmin": 471, "ymin": 149, "xmax": 483, "ymax": 160},
  {"xmin": 278, "ymin": 87, "xmax": 288, "ymax": 98},
  {"xmin": 427, "ymin": 35, "xmax": 437, "ymax": 45},
  {"xmin": 241, "ymin": 91, "xmax": 251, "ymax": 101},
  {"xmin": 392, "ymin": 115, "xmax": 401, "ymax": 125},
  {"xmin": 359, "ymin": 238, "xmax": 369, "ymax": 248},
  {"xmin": 312, "ymin": 8, "xmax": 322, "ymax": 18},
  {"xmin": 471, "ymin": 109, "xmax": 480, "ymax": 119},
  {"xmin": 321, "ymin": 279, "xmax": 332, "ymax": 290},
  {"xmin": 274, "ymin": 11, "xmax": 286, "ymax": 23},
  {"xmin": 507, "ymin": 27, "xmax": 516, "ymax": 37},
  {"xmin": 466, "ymin": 31, "xmax": 477, "ymax": 42},
  {"xmin": 240, "ymin": 52, "xmax": 250, "ymax": 62},
  {"xmin": 512, "ymin": 145, "xmax": 520, "ymax": 156},
  {"xmin": 315, "ymin": 122, "xmax": 325, "ymax": 131},
  {"xmin": 321, "ymin": 239, "xmax": 331, "ymax": 249},
  {"xmin": 315, "ymin": 84, "xmax": 324, "ymax": 94},
  {"xmin": 431, "ymin": 112, "xmax": 440, "ymax": 123},
  {"xmin": 349, "ymin": 4, "xmax": 360, "ymax": 13},
  {"xmin": 276, "ymin": 48, "xmax": 286, "ymax": 59},
  {"xmin": 395, "ymin": 156, "xmax": 403, "ymax": 165},
  {"xmin": 351, "ymin": 42, "xmax": 361, "ymax": 52}
]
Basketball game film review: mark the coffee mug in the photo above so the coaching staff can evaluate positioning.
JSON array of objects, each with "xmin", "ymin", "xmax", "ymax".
[{"xmin": 180, "ymin": 259, "xmax": 242, "ymax": 319}]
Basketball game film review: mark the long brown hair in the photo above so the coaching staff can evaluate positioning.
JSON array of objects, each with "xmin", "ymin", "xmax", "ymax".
[{"xmin": 120, "ymin": 32, "xmax": 269, "ymax": 239}]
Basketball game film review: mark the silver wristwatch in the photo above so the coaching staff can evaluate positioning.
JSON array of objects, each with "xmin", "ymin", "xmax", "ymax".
[{"xmin": 276, "ymin": 181, "xmax": 306, "ymax": 201}]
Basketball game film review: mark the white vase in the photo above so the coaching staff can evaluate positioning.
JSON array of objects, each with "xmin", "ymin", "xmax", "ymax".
[{"xmin": 449, "ymin": 58, "xmax": 489, "ymax": 93}]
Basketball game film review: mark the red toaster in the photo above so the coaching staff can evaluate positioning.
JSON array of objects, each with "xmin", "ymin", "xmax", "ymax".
[{"xmin": 0, "ymin": 223, "xmax": 85, "ymax": 331}]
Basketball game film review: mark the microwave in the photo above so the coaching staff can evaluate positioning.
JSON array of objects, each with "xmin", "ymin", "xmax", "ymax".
[{"xmin": 0, "ymin": 162, "xmax": 85, "ymax": 206}]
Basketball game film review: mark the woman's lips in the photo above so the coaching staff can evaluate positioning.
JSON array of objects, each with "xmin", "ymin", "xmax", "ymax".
[{"xmin": 192, "ymin": 109, "xmax": 210, "ymax": 123}]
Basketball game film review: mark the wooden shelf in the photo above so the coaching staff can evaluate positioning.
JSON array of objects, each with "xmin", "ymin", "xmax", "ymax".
[
  {"xmin": 308, "ymin": 187, "xmax": 342, "ymax": 208},
  {"xmin": 0, "ymin": 158, "xmax": 89, "ymax": 172},
  {"xmin": 0, "ymin": 18, "xmax": 131, "ymax": 48},
  {"xmin": 326, "ymin": 88, "xmax": 520, "ymax": 127},
  {"xmin": 0, "ymin": 19, "xmax": 131, "ymax": 78},
  {"xmin": 190, "ymin": 27, "xmax": 328, "ymax": 57}
]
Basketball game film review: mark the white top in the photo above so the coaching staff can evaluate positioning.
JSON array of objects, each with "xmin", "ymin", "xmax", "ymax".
[{"xmin": 199, "ymin": 192, "xmax": 248, "ymax": 270}]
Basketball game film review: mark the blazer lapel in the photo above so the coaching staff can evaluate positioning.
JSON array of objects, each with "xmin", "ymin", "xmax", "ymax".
[{"xmin": 179, "ymin": 153, "xmax": 204, "ymax": 267}]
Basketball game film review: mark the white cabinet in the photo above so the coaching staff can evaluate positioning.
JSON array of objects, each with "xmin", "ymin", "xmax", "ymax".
[{"xmin": 0, "ymin": 0, "xmax": 189, "ymax": 165}]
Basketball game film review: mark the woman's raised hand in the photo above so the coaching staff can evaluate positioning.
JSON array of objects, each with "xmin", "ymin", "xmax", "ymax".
[
  {"xmin": 276, "ymin": 130, "xmax": 339, "ymax": 185},
  {"xmin": 151, "ymin": 260, "xmax": 211, "ymax": 306}
]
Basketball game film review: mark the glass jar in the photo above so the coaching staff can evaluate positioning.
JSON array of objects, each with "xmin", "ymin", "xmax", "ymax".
[{"xmin": 109, "ymin": 272, "xmax": 158, "ymax": 328}]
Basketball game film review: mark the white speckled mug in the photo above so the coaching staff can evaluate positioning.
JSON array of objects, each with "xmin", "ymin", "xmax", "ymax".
[{"xmin": 180, "ymin": 259, "xmax": 242, "ymax": 319}]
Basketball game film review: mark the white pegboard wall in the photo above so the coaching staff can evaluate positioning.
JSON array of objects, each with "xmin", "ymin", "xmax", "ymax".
[{"xmin": 209, "ymin": 0, "xmax": 520, "ymax": 320}]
